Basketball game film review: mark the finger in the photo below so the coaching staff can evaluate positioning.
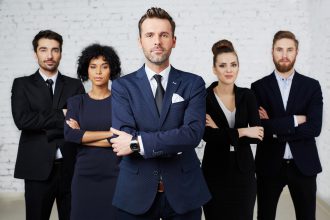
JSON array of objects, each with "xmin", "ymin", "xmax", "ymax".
[
  {"xmin": 110, "ymin": 127, "xmax": 123, "ymax": 135},
  {"xmin": 110, "ymin": 137, "xmax": 118, "ymax": 144}
]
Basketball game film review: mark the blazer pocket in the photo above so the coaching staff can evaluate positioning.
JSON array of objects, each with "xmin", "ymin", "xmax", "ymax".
[{"xmin": 171, "ymin": 100, "xmax": 187, "ymax": 109}]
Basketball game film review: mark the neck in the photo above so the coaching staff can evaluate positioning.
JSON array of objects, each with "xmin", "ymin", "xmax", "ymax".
[
  {"xmin": 276, "ymin": 68, "xmax": 294, "ymax": 79},
  {"xmin": 40, "ymin": 68, "xmax": 57, "ymax": 78},
  {"xmin": 146, "ymin": 61, "xmax": 169, "ymax": 74},
  {"xmin": 215, "ymin": 82, "xmax": 234, "ymax": 96},
  {"xmin": 89, "ymin": 85, "xmax": 110, "ymax": 99}
]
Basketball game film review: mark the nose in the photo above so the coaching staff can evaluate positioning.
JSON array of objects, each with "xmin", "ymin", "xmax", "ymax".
[
  {"xmin": 154, "ymin": 36, "xmax": 161, "ymax": 45},
  {"xmin": 226, "ymin": 66, "xmax": 232, "ymax": 73},
  {"xmin": 47, "ymin": 51, "xmax": 53, "ymax": 59},
  {"xmin": 96, "ymin": 67, "xmax": 102, "ymax": 75}
]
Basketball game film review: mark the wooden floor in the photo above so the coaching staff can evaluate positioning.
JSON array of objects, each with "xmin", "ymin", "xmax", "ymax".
[{"xmin": 0, "ymin": 187, "xmax": 329, "ymax": 219}]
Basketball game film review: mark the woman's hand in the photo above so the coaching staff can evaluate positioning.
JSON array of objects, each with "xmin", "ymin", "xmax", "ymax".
[
  {"xmin": 66, "ymin": 118, "xmax": 80, "ymax": 129},
  {"xmin": 238, "ymin": 126, "xmax": 264, "ymax": 140},
  {"xmin": 206, "ymin": 114, "xmax": 218, "ymax": 128}
]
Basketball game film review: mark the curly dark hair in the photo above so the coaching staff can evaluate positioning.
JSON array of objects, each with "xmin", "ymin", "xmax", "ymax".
[{"xmin": 77, "ymin": 44, "xmax": 121, "ymax": 82}]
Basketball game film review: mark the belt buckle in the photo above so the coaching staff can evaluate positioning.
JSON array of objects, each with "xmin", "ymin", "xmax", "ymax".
[{"xmin": 158, "ymin": 181, "xmax": 164, "ymax": 193}]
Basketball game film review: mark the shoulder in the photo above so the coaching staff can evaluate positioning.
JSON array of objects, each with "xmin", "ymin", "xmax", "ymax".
[
  {"xmin": 175, "ymin": 68, "xmax": 204, "ymax": 82},
  {"xmin": 12, "ymin": 73, "xmax": 36, "ymax": 89},
  {"xmin": 67, "ymin": 94, "xmax": 85, "ymax": 106},
  {"xmin": 251, "ymin": 73, "xmax": 273, "ymax": 87},
  {"xmin": 295, "ymin": 72, "xmax": 320, "ymax": 86},
  {"xmin": 236, "ymin": 86, "xmax": 256, "ymax": 100},
  {"xmin": 60, "ymin": 74, "xmax": 82, "ymax": 85},
  {"xmin": 112, "ymin": 70, "xmax": 138, "ymax": 87}
]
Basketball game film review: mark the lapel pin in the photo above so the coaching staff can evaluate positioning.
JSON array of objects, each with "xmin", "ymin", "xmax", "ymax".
[{"xmin": 172, "ymin": 81, "xmax": 176, "ymax": 84}]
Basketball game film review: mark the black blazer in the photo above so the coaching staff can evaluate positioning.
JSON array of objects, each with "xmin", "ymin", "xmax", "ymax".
[
  {"xmin": 202, "ymin": 82, "xmax": 260, "ymax": 178},
  {"xmin": 11, "ymin": 70, "xmax": 85, "ymax": 180},
  {"xmin": 251, "ymin": 71, "xmax": 323, "ymax": 176}
]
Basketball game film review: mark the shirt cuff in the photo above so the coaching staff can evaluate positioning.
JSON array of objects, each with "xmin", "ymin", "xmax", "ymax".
[
  {"xmin": 137, "ymin": 135, "xmax": 145, "ymax": 155},
  {"xmin": 293, "ymin": 115, "xmax": 298, "ymax": 127}
]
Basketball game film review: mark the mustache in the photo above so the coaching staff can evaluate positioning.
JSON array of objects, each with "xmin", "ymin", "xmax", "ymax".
[
  {"xmin": 151, "ymin": 46, "xmax": 165, "ymax": 52},
  {"xmin": 279, "ymin": 58, "xmax": 291, "ymax": 62}
]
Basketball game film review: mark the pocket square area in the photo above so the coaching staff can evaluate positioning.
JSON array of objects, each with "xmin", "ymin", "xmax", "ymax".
[{"xmin": 172, "ymin": 93, "xmax": 184, "ymax": 103}]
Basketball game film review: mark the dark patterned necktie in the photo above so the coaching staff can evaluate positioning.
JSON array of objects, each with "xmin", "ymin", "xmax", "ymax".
[
  {"xmin": 153, "ymin": 74, "xmax": 164, "ymax": 115},
  {"xmin": 45, "ymin": 79, "xmax": 54, "ymax": 100}
]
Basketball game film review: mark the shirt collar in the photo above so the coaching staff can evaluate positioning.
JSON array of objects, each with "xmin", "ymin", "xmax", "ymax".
[
  {"xmin": 39, "ymin": 69, "xmax": 58, "ymax": 84},
  {"xmin": 274, "ymin": 69, "xmax": 295, "ymax": 82},
  {"xmin": 145, "ymin": 65, "xmax": 171, "ymax": 82}
]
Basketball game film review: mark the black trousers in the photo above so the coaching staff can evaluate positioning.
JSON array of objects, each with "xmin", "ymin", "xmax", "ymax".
[
  {"xmin": 257, "ymin": 159, "xmax": 317, "ymax": 220},
  {"xmin": 24, "ymin": 161, "xmax": 71, "ymax": 220},
  {"xmin": 117, "ymin": 192, "xmax": 202, "ymax": 220},
  {"xmin": 203, "ymin": 153, "xmax": 256, "ymax": 220}
]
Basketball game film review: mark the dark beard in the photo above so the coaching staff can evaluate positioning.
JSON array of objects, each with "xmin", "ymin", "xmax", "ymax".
[{"xmin": 273, "ymin": 58, "xmax": 295, "ymax": 73}]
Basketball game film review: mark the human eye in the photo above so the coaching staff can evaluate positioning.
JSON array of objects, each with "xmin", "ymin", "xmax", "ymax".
[
  {"xmin": 232, "ymin": 63, "xmax": 237, "ymax": 67},
  {"xmin": 219, "ymin": 64, "xmax": 225, "ymax": 68},
  {"xmin": 145, "ymin": 33, "xmax": 153, "ymax": 38},
  {"xmin": 102, "ymin": 64, "xmax": 109, "ymax": 69},
  {"xmin": 161, "ymin": 33, "xmax": 169, "ymax": 38},
  {"xmin": 39, "ymin": 48, "xmax": 47, "ymax": 52},
  {"xmin": 276, "ymin": 48, "xmax": 282, "ymax": 52}
]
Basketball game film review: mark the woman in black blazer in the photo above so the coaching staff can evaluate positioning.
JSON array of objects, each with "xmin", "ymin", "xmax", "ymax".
[{"xmin": 202, "ymin": 40, "xmax": 264, "ymax": 220}]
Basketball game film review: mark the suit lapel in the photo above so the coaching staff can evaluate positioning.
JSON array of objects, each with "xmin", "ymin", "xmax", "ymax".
[
  {"xmin": 159, "ymin": 67, "xmax": 181, "ymax": 126},
  {"xmin": 286, "ymin": 72, "xmax": 299, "ymax": 114},
  {"xmin": 32, "ymin": 71, "xmax": 53, "ymax": 104},
  {"xmin": 53, "ymin": 73, "xmax": 64, "ymax": 108},
  {"xmin": 136, "ymin": 67, "xmax": 159, "ymax": 119},
  {"xmin": 268, "ymin": 72, "xmax": 286, "ymax": 113}
]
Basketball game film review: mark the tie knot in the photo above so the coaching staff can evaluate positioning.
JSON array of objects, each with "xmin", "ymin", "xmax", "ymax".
[
  {"xmin": 153, "ymin": 74, "xmax": 162, "ymax": 84},
  {"xmin": 46, "ymin": 79, "xmax": 54, "ymax": 87}
]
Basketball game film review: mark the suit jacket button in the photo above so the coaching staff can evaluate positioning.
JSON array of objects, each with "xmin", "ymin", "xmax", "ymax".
[{"xmin": 153, "ymin": 171, "xmax": 158, "ymax": 176}]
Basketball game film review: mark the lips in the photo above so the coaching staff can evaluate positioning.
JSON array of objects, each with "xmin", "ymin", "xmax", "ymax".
[
  {"xmin": 224, "ymin": 75, "xmax": 233, "ymax": 79},
  {"xmin": 45, "ymin": 61, "xmax": 55, "ymax": 65},
  {"xmin": 94, "ymin": 77, "xmax": 103, "ymax": 81},
  {"xmin": 152, "ymin": 47, "xmax": 164, "ymax": 53}
]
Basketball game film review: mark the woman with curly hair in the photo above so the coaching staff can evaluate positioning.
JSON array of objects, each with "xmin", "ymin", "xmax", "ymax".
[{"xmin": 64, "ymin": 43, "xmax": 121, "ymax": 220}]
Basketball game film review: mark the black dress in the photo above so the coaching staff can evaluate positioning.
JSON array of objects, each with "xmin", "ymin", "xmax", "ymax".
[
  {"xmin": 64, "ymin": 94, "xmax": 119, "ymax": 220},
  {"xmin": 202, "ymin": 82, "xmax": 260, "ymax": 220}
]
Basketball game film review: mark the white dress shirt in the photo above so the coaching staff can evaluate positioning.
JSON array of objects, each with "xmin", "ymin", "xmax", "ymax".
[
  {"xmin": 274, "ymin": 70, "xmax": 298, "ymax": 159},
  {"xmin": 214, "ymin": 92, "xmax": 236, "ymax": 151}
]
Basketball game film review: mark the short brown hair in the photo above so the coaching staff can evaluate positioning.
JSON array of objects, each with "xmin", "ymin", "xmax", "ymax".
[
  {"xmin": 138, "ymin": 7, "xmax": 176, "ymax": 37},
  {"xmin": 272, "ymin": 30, "xmax": 299, "ymax": 49}
]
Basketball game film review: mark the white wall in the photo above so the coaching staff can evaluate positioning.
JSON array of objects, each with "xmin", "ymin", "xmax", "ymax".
[{"xmin": 0, "ymin": 0, "xmax": 329, "ymax": 205}]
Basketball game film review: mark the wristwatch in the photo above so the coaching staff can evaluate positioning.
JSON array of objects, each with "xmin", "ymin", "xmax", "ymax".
[{"xmin": 130, "ymin": 137, "xmax": 140, "ymax": 152}]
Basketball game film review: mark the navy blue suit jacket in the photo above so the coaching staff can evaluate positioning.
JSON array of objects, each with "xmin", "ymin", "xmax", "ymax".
[
  {"xmin": 251, "ymin": 71, "xmax": 323, "ymax": 177},
  {"xmin": 111, "ymin": 66, "xmax": 211, "ymax": 215}
]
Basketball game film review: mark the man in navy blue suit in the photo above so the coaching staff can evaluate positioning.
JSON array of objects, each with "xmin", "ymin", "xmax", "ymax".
[
  {"xmin": 251, "ymin": 31, "xmax": 323, "ymax": 220},
  {"xmin": 110, "ymin": 7, "xmax": 211, "ymax": 220}
]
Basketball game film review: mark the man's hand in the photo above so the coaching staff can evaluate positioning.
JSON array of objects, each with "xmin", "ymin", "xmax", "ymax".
[
  {"xmin": 259, "ymin": 106, "xmax": 269, "ymax": 119},
  {"xmin": 296, "ymin": 115, "xmax": 307, "ymax": 125},
  {"xmin": 110, "ymin": 128, "xmax": 134, "ymax": 156}
]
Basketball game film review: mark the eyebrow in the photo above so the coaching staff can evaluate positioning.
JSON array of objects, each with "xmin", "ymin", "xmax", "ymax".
[{"xmin": 38, "ymin": 46, "xmax": 60, "ymax": 50}]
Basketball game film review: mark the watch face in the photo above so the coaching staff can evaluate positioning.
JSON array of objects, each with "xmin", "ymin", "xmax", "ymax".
[{"xmin": 130, "ymin": 142, "xmax": 139, "ymax": 152}]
